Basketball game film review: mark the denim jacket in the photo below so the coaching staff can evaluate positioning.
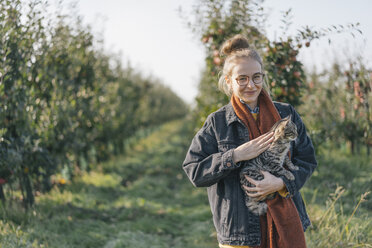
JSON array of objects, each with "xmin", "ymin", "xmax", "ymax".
[{"xmin": 182, "ymin": 101, "xmax": 317, "ymax": 246}]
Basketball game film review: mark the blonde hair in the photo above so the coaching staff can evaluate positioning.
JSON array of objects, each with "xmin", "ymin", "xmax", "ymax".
[{"xmin": 218, "ymin": 34, "xmax": 269, "ymax": 96}]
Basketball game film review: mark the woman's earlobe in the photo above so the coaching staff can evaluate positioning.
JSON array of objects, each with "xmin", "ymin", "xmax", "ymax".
[{"xmin": 225, "ymin": 76, "xmax": 231, "ymax": 84}]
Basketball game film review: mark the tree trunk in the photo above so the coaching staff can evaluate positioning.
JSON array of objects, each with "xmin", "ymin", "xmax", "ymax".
[
  {"xmin": 22, "ymin": 173, "xmax": 34, "ymax": 209},
  {"xmin": 350, "ymin": 140, "xmax": 355, "ymax": 155},
  {"xmin": 0, "ymin": 185, "xmax": 5, "ymax": 204},
  {"xmin": 19, "ymin": 175, "xmax": 27, "ymax": 209}
]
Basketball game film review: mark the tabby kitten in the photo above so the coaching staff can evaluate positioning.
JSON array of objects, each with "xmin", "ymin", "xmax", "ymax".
[{"xmin": 239, "ymin": 115, "xmax": 299, "ymax": 216}]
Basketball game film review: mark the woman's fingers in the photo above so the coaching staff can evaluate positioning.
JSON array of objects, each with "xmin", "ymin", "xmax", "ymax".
[
  {"xmin": 243, "ymin": 171, "xmax": 282, "ymax": 201},
  {"xmin": 246, "ymin": 191, "xmax": 261, "ymax": 198},
  {"xmin": 260, "ymin": 170, "xmax": 271, "ymax": 177},
  {"xmin": 244, "ymin": 175, "xmax": 259, "ymax": 186},
  {"xmin": 258, "ymin": 137, "xmax": 274, "ymax": 151},
  {"xmin": 257, "ymin": 195, "xmax": 267, "ymax": 201},
  {"xmin": 242, "ymin": 184, "xmax": 256, "ymax": 191},
  {"xmin": 243, "ymin": 183, "xmax": 268, "ymax": 200},
  {"xmin": 244, "ymin": 185, "xmax": 267, "ymax": 200},
  {"xmin": 236, "ymin": 132, "xmax": 275, "ymax": 161},
  {"xmin": 262, "ymin": 135, "xmax": 275, "ymax": 146},
  {"xmin": 243, "ymin": 183, "xmax": 263, "ymax": 198},
  {"xmin": 260, "ymin": 131, "xmax": 274, "ymax": 141},
  {"xmin": 256, "ymin": 139, "xmax": 273, "ymax": 156},
  {"xmin": 256, "ymin": 132, "xmax": 274, "ymax": 147}
]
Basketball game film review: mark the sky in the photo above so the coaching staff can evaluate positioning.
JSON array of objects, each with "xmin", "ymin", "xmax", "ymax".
[{"xmin": 65, "ymin": 0, "xmax": 372, "ymax": 104}]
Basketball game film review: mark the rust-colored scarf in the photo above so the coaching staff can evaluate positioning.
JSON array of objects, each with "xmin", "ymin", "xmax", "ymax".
[{"xmin": 231, "ymin": 90, "xmax": 307, "ymax": 248}]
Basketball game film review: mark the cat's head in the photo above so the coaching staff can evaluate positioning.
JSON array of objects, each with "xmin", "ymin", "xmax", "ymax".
[{"xmin": 270, "ymin": 115, "xmax": 298, "ymax": 142}]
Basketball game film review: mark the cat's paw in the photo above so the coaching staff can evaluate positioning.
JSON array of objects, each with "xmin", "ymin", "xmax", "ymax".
[
  {"xmin": 288, "ymin": 164, "xmax": 299, "ymax": 171},
  {"xmin": 285, "ymin": 172, "xmax": 295, "ymax": 180},
  {"xmin": 286, "ymin": 161, "xmax": 299, "ymax": 171}
]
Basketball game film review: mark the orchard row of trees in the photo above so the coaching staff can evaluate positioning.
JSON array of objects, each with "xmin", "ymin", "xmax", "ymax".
[
  {"xmin": 300, "ymin": 61, "xmax": 372, "ymax": 155},
  {"xmin": 0, "ymin": 0, "xmax": 187, "ymax": 207},
  {"xmin": 184, "ymin": 0, "xmax": 370, "ymax": 154}
]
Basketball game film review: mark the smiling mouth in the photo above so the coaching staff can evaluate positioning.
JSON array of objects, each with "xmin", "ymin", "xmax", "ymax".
[{"xmin": 245, "ymin": 91, "xmax": 256, "ymax": 94}]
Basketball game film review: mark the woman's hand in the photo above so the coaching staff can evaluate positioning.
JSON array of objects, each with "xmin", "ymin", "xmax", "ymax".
[
  {"xmin": 232, "ymin": 132, "xmax": 274, "ymax": 163},
  {"xmin": 242, "ymin": 171, "xmax": 285, "ymax": 201}
]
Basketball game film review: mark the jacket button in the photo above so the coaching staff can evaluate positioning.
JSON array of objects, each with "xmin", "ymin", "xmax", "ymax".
[{"xmin": 227, "ymin": 162, "xmax": 232, "ymax": 167}]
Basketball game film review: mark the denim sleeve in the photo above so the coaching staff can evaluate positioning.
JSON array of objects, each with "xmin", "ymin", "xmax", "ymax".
[
  {"xmin": 280, "ymin": 105, "xmax": 318, "ymax": 198},
  {"xmin": 182, "ymin": 116, "xmax": 241, "ymax": 187}
]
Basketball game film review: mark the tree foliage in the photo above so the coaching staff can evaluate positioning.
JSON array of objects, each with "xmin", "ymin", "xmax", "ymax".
[
  {"xmin": 299, "ymin": 61, "xmax": 372, "ymax": 155},
  {"xmin": 184, "ymin": 0, "xmax": 361, "ymax": 129},
  {"xmin": 0, "ymin": 0, "xmax": 187, "ymax": 207}
]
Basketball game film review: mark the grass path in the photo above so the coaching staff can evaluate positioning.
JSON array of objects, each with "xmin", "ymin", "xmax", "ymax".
[
  {"xmin": 0, "ymin": 120, "xmax": 216, "ymax": 247},
  {"xmin": 0, "ymin": 119, "xmax": 371, "ymax": 247}
]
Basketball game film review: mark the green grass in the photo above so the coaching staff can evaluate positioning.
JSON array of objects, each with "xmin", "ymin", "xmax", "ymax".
[
  {"xmin": 303, "ymin": 150, "xmax": 372, "ymax": 247},
  {"xmin": 0, "ymin": 119, "xmax": 216, "ymax": 248},
  {"xmin": 0, "ymin": 119, "xmax": 371, "ymax": 247}
]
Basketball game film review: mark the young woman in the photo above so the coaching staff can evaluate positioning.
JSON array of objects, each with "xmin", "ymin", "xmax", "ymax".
[{"xmin": 182, "ymin": 35, "xmax": 317, "ymax": 247}]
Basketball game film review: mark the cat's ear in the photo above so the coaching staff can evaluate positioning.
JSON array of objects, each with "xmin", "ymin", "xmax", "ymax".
[
  {"xmin": 270, "ymin": 119, "xmax": 282, "ymax": 132},
  {"xmin": 283, "ymin": 115, "xmax": 292, "ymax": 121}
]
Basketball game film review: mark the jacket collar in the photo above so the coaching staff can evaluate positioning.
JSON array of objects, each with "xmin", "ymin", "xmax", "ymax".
[
  {"xmin": 225, "ymin": 100, "xmax": 283, "ymax": 126},
  {"xmin": 225, "ymin": 102, "xmax": 241, "ymax": 126}
]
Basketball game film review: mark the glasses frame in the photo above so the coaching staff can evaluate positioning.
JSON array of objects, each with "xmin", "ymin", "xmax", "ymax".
[{"xmin": 234, "ymin": 72, "xmax": 265, "ymax": 86}]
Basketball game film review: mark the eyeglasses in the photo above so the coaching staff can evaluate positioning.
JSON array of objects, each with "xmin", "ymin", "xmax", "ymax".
[{"xmin": 235, "ymin": 72, "xmax": 265, "ymax": 86}]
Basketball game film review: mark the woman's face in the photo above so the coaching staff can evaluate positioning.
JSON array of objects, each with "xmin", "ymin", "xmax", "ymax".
[{"xmin": 227, "ymin": 58, "xmax": 263, "ymax": 106}]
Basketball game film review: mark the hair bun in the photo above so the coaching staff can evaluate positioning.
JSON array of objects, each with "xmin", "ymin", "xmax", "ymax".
[{"xmin": 220, "ymin": 34, "xmax": 250, "ymax": 56}]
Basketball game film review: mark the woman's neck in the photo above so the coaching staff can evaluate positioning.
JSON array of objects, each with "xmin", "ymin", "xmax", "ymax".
[
  {"xmin": 246, "ymin": 102, "xmax": 257, "ymax": 110},
  {"xmin": 241, "ymin": 99, "xmax": 258, "ymax": 110},
  {"xmin": 238, "ymin": 97, "xmax": 258, "ymax": 112}
]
